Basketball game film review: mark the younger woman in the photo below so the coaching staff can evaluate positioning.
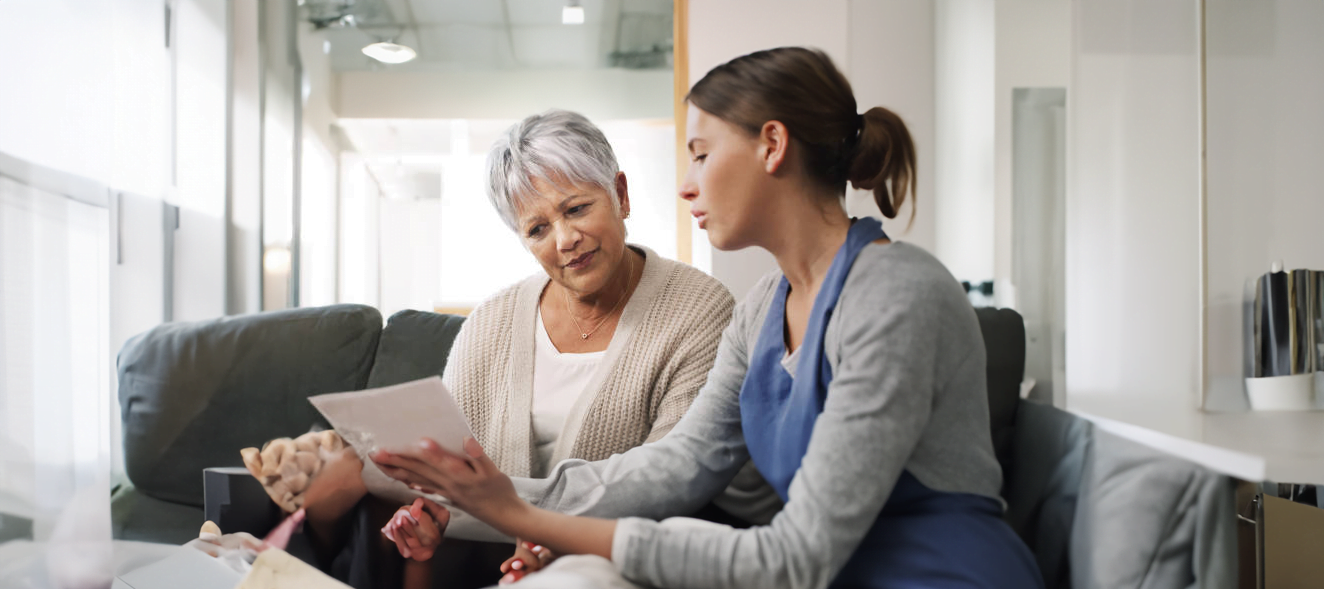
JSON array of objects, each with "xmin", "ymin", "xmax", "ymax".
[{"xmin": 374, "ymin": 47, "xmax": 1043, "ymax": 589}]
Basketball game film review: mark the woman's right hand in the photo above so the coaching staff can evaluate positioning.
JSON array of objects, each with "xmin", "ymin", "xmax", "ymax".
[
  {"xmin": 498, "ymin": 539, "xmax": 555, "ymax": 585},
  {"xmin": 382, "ymin": 497, "xmax": 450, "ymax": 561}
]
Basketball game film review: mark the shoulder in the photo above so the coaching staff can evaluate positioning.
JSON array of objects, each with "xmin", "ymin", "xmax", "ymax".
[
  {"xmin": 636, "ymin": 246, "xmax": 734, "ymax": 320},
  {"xmin": 464, "ymin": 273, "xmax": 544, "ymax": 328},
  {"xmin": 834, "ymin": 241, "xmax": 981, "ymax": 350},
  {"xmin": 843, "ymin": 242, "xmax": 967, "ymax": 311}
]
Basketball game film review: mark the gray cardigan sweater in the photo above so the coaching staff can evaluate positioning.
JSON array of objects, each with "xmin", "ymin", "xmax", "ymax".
[{"xmin": 449, "ymin": 242, "xmax": 1002, "ymax": 589}]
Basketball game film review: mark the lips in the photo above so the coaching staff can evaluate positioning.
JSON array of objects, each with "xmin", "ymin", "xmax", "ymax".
[
  {"xmin": 565, "ymin": 249, "xmax": 596, "ymax": 270},
  {"xmin": 691, "ymin": 210, "xmax": 707, "ymax": 229}
]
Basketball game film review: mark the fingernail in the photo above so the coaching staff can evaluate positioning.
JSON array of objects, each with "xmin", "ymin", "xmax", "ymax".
[
  {"xmin": 500, "ymin": 573, "xmax": 514, "ymax": 585},
  {"xmin": 512, "ymin": 560, "xmax": 523, "ymax": 570},
  {"xmin": 522, "ymin": 541, "xmax": 535, "ymax": 549},
  {"xmin": 531, "ymin": 545, "xmax": 542, "ymax": 553}
]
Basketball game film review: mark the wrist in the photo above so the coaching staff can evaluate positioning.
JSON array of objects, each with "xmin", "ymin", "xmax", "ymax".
[{"xmin": 490, "ymin": 499, "xmax": 539, "ymax": 539}]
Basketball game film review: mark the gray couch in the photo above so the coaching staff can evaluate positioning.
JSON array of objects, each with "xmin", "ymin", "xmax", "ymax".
[
  {"xmin": 113, "ymin": 305, "xmax": 1235, "ymax": 588},
  {"xmin": 113, "ymin": 304, "xmax": 465, "ymax": 545}
]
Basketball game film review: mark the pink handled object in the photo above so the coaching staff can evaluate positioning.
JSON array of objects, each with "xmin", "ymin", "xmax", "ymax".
[{"xmin": 262, "ymin": 508, "xmax": 306, "ymax": 551}]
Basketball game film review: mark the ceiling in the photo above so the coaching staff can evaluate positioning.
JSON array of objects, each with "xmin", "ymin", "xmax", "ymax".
[
  {"xmin": 306, "ymin": 0, "xmax": 673, "ymax": 72},
  {"xmin": 307, "ymin": 0, "xmax": 674, "ymax": 200}
]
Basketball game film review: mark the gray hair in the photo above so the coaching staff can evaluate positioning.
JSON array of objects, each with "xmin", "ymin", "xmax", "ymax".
[{"xmin": 486, "ymin": 109, "xmax": 621, "ymax": 233}]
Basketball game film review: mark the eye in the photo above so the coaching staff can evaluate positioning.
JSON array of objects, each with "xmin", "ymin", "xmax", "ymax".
[
  {"xmin": 526, "ymin": 224, "xmax": 546, "ymax": 238},
  {"xmin": 566, "ymin": 204, "xmax": 589, "ymax": 216},
  {"xmin": 692, "ymin": 153, "xmax": 707, "ymax": 163}
]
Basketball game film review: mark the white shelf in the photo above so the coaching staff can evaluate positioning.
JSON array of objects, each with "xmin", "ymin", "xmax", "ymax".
[{"xmin": 1067, "ymin": 393, "xmax": 1324, "ymax": 485}]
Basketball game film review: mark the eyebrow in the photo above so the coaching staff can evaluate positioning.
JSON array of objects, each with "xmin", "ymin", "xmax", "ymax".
[
  {"xmin": 521, "ymin": 193, "xmax": 589, "ymax": 227},
  {"xmin": 557, "ymin": 194, "xmax": 586, "ymax": 209},
  {"xmin": 686, "ymin": 138, "xmax": 705, "ymax": 154}
]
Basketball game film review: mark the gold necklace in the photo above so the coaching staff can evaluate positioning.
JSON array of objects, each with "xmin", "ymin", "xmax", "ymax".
[{"xmin": 564, "ymin": 252, "xmax": 633, "ymax": 340}]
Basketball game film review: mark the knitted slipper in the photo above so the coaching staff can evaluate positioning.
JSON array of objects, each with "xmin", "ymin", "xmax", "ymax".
[{"xmin": 239, "ymin": 430, "xmax": 346, "ymax": 513}]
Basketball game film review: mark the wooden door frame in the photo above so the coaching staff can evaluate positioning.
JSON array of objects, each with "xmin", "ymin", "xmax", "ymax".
[{"xmin": 673, "ymin": 0, "xmax": 691, "ymax": 264}]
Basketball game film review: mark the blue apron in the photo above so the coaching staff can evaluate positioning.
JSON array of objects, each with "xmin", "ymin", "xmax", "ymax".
[{"xmin": 738, "ymin": 218, "xmax": 1043, "ymax": 589}]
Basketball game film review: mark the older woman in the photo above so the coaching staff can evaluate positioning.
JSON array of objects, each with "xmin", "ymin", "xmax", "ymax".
[{"xmin": 251, "ymin": 110, "xmax": 773, "ymax": 589}]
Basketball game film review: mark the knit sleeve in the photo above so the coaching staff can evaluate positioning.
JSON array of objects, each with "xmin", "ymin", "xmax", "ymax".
[{"xmin": 643, "ymin": 279, "xmax": 735, "ymax": 443}]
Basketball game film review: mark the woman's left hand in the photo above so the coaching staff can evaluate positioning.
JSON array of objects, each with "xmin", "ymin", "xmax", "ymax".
[{"xmin": 372, "ymin": 437, "xmax": 526, "ymax": 529}]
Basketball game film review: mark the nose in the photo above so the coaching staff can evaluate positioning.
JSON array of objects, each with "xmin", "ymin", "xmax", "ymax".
[
  {"xmin": 554, "ymin": 219, "xmax": 581, "ymax": 251},
  {"xmin": 679, "ymin": 164, "xmax": 698, "ymax": 202}
]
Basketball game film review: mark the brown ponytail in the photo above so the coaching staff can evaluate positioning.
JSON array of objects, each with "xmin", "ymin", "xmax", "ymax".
[
  {"xmin": 687, "ymin": 47, "xmax": 917, "ymax": 225},
  {"xmin": 850, "ymin": 106, "xmax": 916, "ymax": 223}
]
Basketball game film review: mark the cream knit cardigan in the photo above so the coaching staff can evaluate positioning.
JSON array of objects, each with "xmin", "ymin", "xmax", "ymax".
[{"xmin": 441, "ymin": 245, "xmax": 735, "ymax": 478}]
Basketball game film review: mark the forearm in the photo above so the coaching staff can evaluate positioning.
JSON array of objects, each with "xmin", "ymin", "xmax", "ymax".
[{"xmin": 494, "ymin": 502, "xmax": 617, "ymax": 561}]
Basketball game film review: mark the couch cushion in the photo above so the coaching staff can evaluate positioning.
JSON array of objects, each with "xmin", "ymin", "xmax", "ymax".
[
  {"xmin": 1003, "ymin": 400, "xmax": 1092, "ymax": 589},
  {"xmin": 973, "ymin": 307, "xmax": 1027, "ymax": 474},
  {"xmin": 117, "ymin": 304, "xmax": 383, "ymax": 508},
  {"xmin": 111, "ymin": 483, "xmax": 206, "ymax": 545},
  {"xmin": 365, "ymin": 310, "xmax": 466, "ymax": 389},
  {"xmin": 1070, "ymin": 430, "xmax": 1237, "ymax": 589}
]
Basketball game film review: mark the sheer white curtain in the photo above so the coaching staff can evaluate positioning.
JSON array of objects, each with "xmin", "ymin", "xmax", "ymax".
[{"xmin": 0, "ymin": 163, "xmax": 113, "ymax": 582}]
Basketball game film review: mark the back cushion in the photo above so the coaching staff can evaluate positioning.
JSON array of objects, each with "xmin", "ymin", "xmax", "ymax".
[
  {"xmin": 973, "ymin": 306, "xmax": 1026, "ymax": 475},
  {"xmin": 118, "ymin": 304, "xmax": 382, "ymax": 507},
  {"xmin": 365, "ymin": 310, "xmax": 466, "ymax": 389}
]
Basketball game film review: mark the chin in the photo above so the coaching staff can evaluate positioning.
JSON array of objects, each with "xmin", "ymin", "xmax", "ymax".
[{"xmin": 705, "ymin": 228, "xmax": 750, "ymax": 252}]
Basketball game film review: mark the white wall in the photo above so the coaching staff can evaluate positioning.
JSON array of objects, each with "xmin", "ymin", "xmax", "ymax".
[
  {"xmin": 1065, "ymin": 0, "xmax": 1201, "ymax": 409},
  {"xmin": 0, "ymin": 1, "xmax": 116, "ymax": 186},
  {"xmin": 172, "ymin": 0, "xmax": 229, "ymax": 322},
  {"xmin": 934, "ymin": 0, "xmax": 995, "ymax": 286},
  {"xmin": 298, "ymin": 24, "xmax": 342, "ymax": 308},
  {"xmin": 337, "ymin": 69, "xmax": 674, "ymax": 121},
  {"xmin": 261, "ymin": 0, "xmax": 298, "ymax": 311},
  {"xmin": 687, "ymin": 0, "xmax": 938, "ymax": 301},
  {"xmin": 996, "ymin": 0, "xmax": 1071, "ymax": 405},
  {"xmin": 1204, "ymin": 0, "xmax": 1324, "ymax": 409},
  {"xmin": 228, "ymin": 0, "xmax": 263, "ymax": 315},
  {"xmin": 846, "ymin": 0, "xmax": 937, "ymax": 264},
  {"xmin": 994, "ymin": 0, "xmax": 1071, "ymax": 291},
  {"xmin": 338, "ymin": 153, "xmax": 382, "ymax": 309},
  {"xmin": 0, "ymin": 0, "xmax": 176, "ymax": 484},
  {"xmin": 0, "ymin": 0, "xmax": 184, "ymax": 544}
]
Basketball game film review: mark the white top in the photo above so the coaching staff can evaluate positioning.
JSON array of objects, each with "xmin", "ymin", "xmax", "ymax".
[
  {"xmin": 443, "ymin": 244, "xmax": 738, "ymax": 479},
  {"xmin": 531, "ymin": 307, "xmax": 604, "ymax": 477}
]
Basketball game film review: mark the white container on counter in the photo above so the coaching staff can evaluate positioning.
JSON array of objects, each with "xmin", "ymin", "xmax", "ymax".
[{"xmin": 1245, "ymin": 373, "xmax": 1317, "ymax": 411}]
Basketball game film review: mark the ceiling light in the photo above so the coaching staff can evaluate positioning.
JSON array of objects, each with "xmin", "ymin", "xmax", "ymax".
[
  {"xmin": 362, "ymin": 41, "xmax": 417, "ymax": 64},
  {"xmin": 562, "ymin": 4, "xmax": 585, "ymax": 25}
]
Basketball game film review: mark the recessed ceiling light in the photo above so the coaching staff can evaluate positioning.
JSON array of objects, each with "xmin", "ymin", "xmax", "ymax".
[
  {"xmin": 362, "ymin": 41, "xmax": 417, "ymax": 64},
  {"xmin": 562, "ymin": 5, "xmax": 585, "ymax": 25}
]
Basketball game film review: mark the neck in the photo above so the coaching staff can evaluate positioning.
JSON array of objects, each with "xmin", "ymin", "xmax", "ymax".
[{"xmin": 763, "ymin": 196, "xmax": 851, "ymax": 294}]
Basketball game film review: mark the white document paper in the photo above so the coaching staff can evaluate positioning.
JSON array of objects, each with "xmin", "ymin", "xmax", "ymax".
[
  {"xmin": 113, "ymin": 548, "xmax": 244, "ymax": 589},
  {"xmin": 309, "ymin": 376, "xmax": 475, "ymax": 504}
]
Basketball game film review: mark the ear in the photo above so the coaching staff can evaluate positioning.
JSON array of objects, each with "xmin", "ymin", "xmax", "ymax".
[
  {"xmin": 758, "ymin": 121, "xmax": 790, "ymax": 175},
  {"xmin": 614, "ymin": 172, "xmax": 631, "ymax": 218}
]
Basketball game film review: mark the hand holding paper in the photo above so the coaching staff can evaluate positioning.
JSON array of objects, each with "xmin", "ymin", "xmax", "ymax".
[
  {"xmin": 308, "ymin": 376, "xmax": 477, "ymax": 505},
  {"xmin": 372, "ymin": 436, "xmax": 526, "ymax": 533}
]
